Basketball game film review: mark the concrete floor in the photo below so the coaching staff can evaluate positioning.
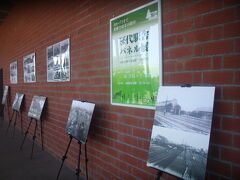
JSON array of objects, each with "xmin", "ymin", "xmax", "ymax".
[{"xmin": 0, "ymin": 117, "xmax": 81, "ymax": 180}]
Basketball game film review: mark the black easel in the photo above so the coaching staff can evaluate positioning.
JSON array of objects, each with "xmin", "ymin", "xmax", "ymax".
[
  {"xmin": 156, "ymin": 171, "xmax": 162, "ymax": 180},
  {"xmin": 56, "ymin": 136, "xmax": 89, "ymax": 180},
  {"xmin": 3, "ymin": 96, "xmax": 10, "ymax": 122},
  {"xmin": 20, "ymin": 117, "xmax": 44, "ymax": 159},
  {"xmin": 6, "ymin": 109, "xmax": 23, "ymax": 137}
]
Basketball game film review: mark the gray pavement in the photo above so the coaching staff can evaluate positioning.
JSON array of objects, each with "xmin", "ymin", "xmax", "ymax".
[{"xmin": 0, "ymin": 117, "xmax": 80, "ymax": 180}]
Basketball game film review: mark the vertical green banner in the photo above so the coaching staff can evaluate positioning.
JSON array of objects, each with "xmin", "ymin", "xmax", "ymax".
[{"xmin": 110, "ymin": 1, "xmax": 161, "ymax": 109}]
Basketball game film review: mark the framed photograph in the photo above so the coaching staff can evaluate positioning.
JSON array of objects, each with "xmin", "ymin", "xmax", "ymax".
[
  {"xmin": 23, "ymin": 53, "xmax": 36, "ymax": 83},
  {"xmin": 2, "ymin": 86, "xmax": 9, "ymax": 105},
  {"xmin": 147, "ymin": 86, "xmax": 215, "ymax": 180},
  {"xmin": 110, "ymin": 1, "xmax": 162, "ymax": 109},
  {"xmin": 28, "ymin": 96, "xmax": 47, "ymax": 120},
  {"xmin": 12, "ymin": 93, "xmax": 24, "ymax": 112},
  {"xmin": 47, "ymin": 38, "xmax": 70, "ymax": 82},
  {"xmin": 65, "ymin": 100, "xmax": 95, "ymax": 144},
  {"xmin": 10, "ymin": 61, "xmax": 18, "ymax": 84}
]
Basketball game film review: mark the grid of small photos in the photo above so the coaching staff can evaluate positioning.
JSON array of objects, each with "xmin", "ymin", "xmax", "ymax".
[{"xmin": 9, "ymin": 38, "xmax": 70, "ymax": 84}]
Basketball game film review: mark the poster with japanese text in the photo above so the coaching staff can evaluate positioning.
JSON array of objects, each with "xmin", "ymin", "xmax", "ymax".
[
  {"xmin": 110, "ymin": 1, "xmax": 162, "ymax": 109},
  {"xmin": 47, "ymin": 39, "xmax": 70, "ymax": 82},
  {"xmin": 10, "ymin": 61, "xmax": 18, "ymax": 84},
  {"xmin": 23, "ymin": 53, "xmax": 36, "ymax": 83}
]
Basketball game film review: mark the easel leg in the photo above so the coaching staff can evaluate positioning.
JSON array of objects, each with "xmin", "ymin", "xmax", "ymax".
[
  {"xmin": 12, "ymin": 111, "xmax": 18, "ymax": 138},
  {"xmin": 156, "ymin": 171, "xmax": 163, "ymax": 180},
  {"xmin": 20, "ymin": 112, "xmax": 23, "ymax": 133},
  {"xmin": 76, "ymin": 142, "xmax": 81, "ymax": 180},
  {"xmin": 20, "ymin": 118, "xmax": 33, "ymax": 150},
  {"xmin": 30, "ymin": 120, "xmax": 38, "ymax": 159},
  {"xmin": 40, "ymin": 120, "xmax": 44, "ymax": 150},
  {"xmin": 56, "ymin": 136, "xmax": 73, "ymax": 180},
  {"xmin": 6, "ymin": 111, "xmax": 15, "ymax": 134},
  {"xmin": 85, "ymin": 144, "xmax": 88, "ymax": 180}
]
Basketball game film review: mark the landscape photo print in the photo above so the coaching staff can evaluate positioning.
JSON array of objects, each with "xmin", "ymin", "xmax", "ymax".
[
  {"xmin": 147, "ymin": 86, "xmax": 215, "ymax": 180},
  {"xmin": 28, "ymin": 96, "xmax": 47, "ymax": 120},
  {"xmin": 65, "ymin": 100, "xmax": 95, "ymax": 144},
  {"xmin": 12, "ymin": 93, "xmax": 24, "ymax": 112}
]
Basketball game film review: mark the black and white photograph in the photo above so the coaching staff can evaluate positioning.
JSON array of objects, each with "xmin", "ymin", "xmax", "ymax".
[
  {"xmin": 12, "ymin": 93, "xmax": 24, "ymax": 112},
  {"xmin": 65, "ymin": 100, "xmax": 95, "ymax": 144},
  {"xmin": 28, "ymin": 96, "xmax": 47, "ymax": 120},
  {"xmin": 147, "ymin": 86, "xmax": 215, "ymax": 180},
  {"xmin": 23, "ymin": 53, "xmax": 36, "ymax": 83},
  {"xmin": 47, "ymin": 38, "xmax": 70, "ymax": 82},
  {"xmin": 2, "ymin": 86, "xmax": 9, "ymax": 105},
  {"xmin": 10, "ymin": 61, "xmax": 18, "ymax": 84}
]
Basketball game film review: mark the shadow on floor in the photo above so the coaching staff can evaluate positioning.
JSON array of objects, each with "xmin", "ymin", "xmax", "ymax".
[{"xmin": 0, "ymin": 117, "xmax": 84, "ymax": 180}]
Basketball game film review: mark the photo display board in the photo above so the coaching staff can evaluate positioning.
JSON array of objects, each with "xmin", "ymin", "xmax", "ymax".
[
  {"xmin": 23, "ymin": 53, "xmax": 36, "ymax": 83},
  {"xmin": 110, "ymin": 1, "xmax": 162, "ymax": 109},
  {"xmin": 147, "ymin": 86, "xmax": 215, "ymax": 180},
  {"xmin": 10, "ymin": 61, "xmax": 18, "ymax": 84},
  {"xmin": 47, "ymin": 39, "xmax": 70, "ymax": 82},
  {"xmin": 2, "ymin": 86, "xmax": 9, "ymax": 105},
  {"xmin": 65, "ymin": 100, "xmax": 95, "ymax": 144},
  {"xmin": 28, "ymin": 96, "xmax": 47, "ymax": 120},
  {"xmin": 12, "ymin": 93, "xmax": 24, "ymax": 112}
]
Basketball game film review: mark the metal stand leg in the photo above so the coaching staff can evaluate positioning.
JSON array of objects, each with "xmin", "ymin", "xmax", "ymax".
[
  {"xmin": 40, "ymin": 120, "xmax": 44, "ymax": 150},
  {"xmin": 30, "ymin": 120, "xmax": 38, "ymax": 159},
  {"xmin": 20, "ymin": 118, "xmax": 33, "ymax": 150},
  {"xmin": 56, "ymin": 136, "xmax": 73, "ymax": 180},
  {"xmin": 12, "ymin": 111, "xmax": 18, "ymax": 138},
  {"xmin": 6, "ymin": 110, "xmax": 15, "ymax": 134},
  {"xmin": 85, "ymin": 143, "xmax": 88, "ymax": 180},
  {"xmin": 76, "ymin": 141, "xmax": 81, "ymax": 180},
  {"xmin": 20, "ymin": 112, "xmax": 23, "ymax": 133}
]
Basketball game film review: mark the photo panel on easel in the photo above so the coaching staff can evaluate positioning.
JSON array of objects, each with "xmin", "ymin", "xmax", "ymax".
[
  {"xmin": 147, "ymin": 86, "xmax": 215, "ymax": 180},
  {"xmin": 28, "ymin": 96, "xmax": 47, "ymax": 120},
  {"xmin": 2, "ymin": 86, "xmax": 9, "ymax": 105},
  {"xmin": 65, "ymin": 100, "xmax": 95, "ymax": 144},
  {"xmin": 10, "ymin": 61, "xmax": 18, "ymax": 84},
  {"xmin": 12, "ymin": 93, "xmax": 24, "ymax": 112}
]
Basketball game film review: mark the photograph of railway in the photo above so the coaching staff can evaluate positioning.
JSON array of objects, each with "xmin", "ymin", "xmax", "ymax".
[
  {"xmin": 66, "ymin": 100, "xmax": 95, "ymax": 144},
  {"xmin": 147, "ymin": 86, "xmax": 215, "ymax": 180},
  {"xmin": 28, "ymin": 96, "xmax": 47, "ymax": 120}
]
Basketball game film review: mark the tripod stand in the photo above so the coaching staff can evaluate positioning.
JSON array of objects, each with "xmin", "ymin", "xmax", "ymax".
[{"xmin": 6, "ymin": 109, "xmax": 23, "ymax": 137}]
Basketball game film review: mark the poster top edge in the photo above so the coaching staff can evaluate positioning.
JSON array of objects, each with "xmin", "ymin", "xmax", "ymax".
[{"xmin": 110, "ymin": 0, "xmax": 159, "ymax": 22}]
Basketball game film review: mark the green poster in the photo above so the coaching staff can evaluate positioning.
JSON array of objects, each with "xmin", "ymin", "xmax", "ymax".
[{"xmin": 110, "ymin": 1, "xmax": 162, "ymax": 109}]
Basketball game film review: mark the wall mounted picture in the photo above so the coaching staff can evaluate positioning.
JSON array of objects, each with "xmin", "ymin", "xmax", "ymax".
[
  {"xmin": 47, "ymin": 38, "xmax": 70, "ymax": 82},
  {"xmin": 23, "ymin": 53, "xmax": 36, "ymax": 83},
  {"xmin": 28, "ymin": 96, "xmax": 47, "ymax": 120},
  {"xmin": 65, "ymin": 100, "xmax": 95, "ymax": 144},
  {"xmin": 2, "ymin": 86, "xmax": 9, "ymax": 105},
  {"xmin": 12, "ymin": 93, "xmax": 24, "ymax": 112},
  {"xmin": 110, "ymin": 1, "xmax": 162, "ymax": 109},
  {"xmin": 147, "ymin": 86, "xmax": 215, "ymax": 180},
  {"xmin": 10, "ymin": 61, "xmax": 18, "ymax": 84}
]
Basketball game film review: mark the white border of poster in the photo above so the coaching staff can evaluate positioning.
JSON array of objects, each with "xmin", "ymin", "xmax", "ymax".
[
  {"xmin": 23, "ymin": 52, "xmax": 36, "ymax": 83},
  {"xmin": 10, "ymin": 61, "xmax": 18, "ymax": 84},
  {"xmin": 46, "ymin": 38, "xmax": 70, "ymax": 82},
  {"xmin": 110, "ymin": 0, "xmax": 162, "ymax": 109}
]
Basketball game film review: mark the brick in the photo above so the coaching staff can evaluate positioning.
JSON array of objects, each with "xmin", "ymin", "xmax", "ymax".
[
  {"xmin": 224, "ymin": 21, "xmax": 240, "ymax": 38},
  {"xmin": 208, "ymin": 144, "xmax": 220, "ymax": 159},
  {"xmin": 168, "ymin": 72, "xmax": 193, "ymax": 84},
  {"xmin": 194, "ymin": 44, "xmax": 203, "ymax": 56},
  {"xmin": 163, "ymin": 9, "xmax": 178, "ymax": 23},
  {"xmin": 165, "ymin": 19, "xmax": 193, "ymax": 34},
  {"xmin": 214, "ymin": 101, "xmax": 233, "ymax": 115},
  {"xmin": 203, "ymin": 71, "xmax": 234, "ymax": 84},
  {"xmin": 185, "ymin": 57, "xmax": 211, "ymax": 71},
  {"xmin": 204, "ymin": 40, "xmax": 234, "ymax": 55},
  {"xmin": 185, "ymin": 28, "xmax": 212, "ymax": 43},
  {"xmin": 233, "ymin": 134, "xmax": 240, "ymax": 148},
  {"xmin": 210, "ymin": 130, "xmax": 232, "ymax": 146},
  {"xmin": 206, "ymin": 159, "xmax": 231, "ymax": 177},
  {"xmin": 221, "ymin": 147, "xmax": 240, "ymax": 164},
  {"xmin": 224, "ymin": 0, "xmax": 240, "ymax": 6},
  {"xmin": 202, "ymin": 7, "xmax": 236, "ymax": 27},
  {"xmin": 212, "ymin": 26, "xmax": 223, "ymax": 40},
  {"xmin": 163, "ymin": 35, "xmax": 177, "ymax": 48},
  {"xmin": 193, "ymin": 72, "xmax": 202, "ymax": 84},
  {"xmin": 222, "ymin": 117, "xmax": 240, "ymax": 132},
  {"xmin": 223, "ymin": 86, "xmax": 240, "ymax": 100},
  {"xmin": 235, "ymin": 103, "xmax": 240, "ymax": 116},
  {"xmin": 212, "ymin": 56, "xmax": 222, "ymax": 69},
  {"xmin": 168, "ymin": 45, "xmax": 192, "ymax": 59},
  {"xmin": 234, "ymin": 38, "xmax": 240, "ymax": 52},
  {"xmin": 232, "ymin": 165, "xmax": 240, "ymax": 179},
  {"xmin": 164, "ymin": 61, "xmax": 176, "ymax": 72}
]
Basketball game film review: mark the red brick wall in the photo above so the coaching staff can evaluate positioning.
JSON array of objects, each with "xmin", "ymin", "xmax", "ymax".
[{"xmin": 0, "ymin": 0, "xmax": 239, "ymax": 179}]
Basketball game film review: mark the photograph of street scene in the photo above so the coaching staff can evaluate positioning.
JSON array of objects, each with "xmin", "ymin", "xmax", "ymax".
[
  {"xmin": 28, "ymin": 96, "xmax": 47, "ymax": 120},
  {"xmin": 147, "ymin": 86, "xmax": 215, "ymax": 180}
]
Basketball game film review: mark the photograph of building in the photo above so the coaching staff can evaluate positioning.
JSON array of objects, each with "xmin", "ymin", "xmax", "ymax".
[{"xmin": 28, "ymin": 96, "xmax": 46, "ymax": 120}]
